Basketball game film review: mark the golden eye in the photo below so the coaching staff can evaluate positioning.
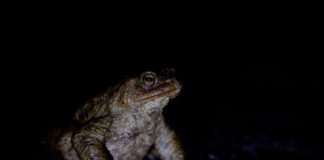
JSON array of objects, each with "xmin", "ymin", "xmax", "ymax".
[{"xmin": 142, "ymin": 74, "xmax": 156, "ymax": 87}]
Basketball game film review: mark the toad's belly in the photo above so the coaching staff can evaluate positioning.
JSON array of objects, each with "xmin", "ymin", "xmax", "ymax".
[{"xmin": 105, "ymin": 131, "xmax": 156, "ymax": 160}]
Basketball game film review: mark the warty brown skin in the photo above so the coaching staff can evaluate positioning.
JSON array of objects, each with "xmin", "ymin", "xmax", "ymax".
[{"xmin": 57, "ymin": 71, "xmax": 184, "ymax": 160}]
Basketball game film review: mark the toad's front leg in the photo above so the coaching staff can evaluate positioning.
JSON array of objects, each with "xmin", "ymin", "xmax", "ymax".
[
  {"xmin": 72, "ymin": 117, "xmax": 112, "ymax": 160},
  {"xmin": 154, "ymin": 122, "xmax": 184, "ymax": 160}
]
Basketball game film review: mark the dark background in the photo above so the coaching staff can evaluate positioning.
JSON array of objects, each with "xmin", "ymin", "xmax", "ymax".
[{"xmin": 3, "ymin": 4, "xmax": 323, "ymax": 160}]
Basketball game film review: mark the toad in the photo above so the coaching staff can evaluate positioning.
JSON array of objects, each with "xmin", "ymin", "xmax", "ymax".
[{"xmin": 55, "ymin": 69, "xmax": 184, "ymax": 160}]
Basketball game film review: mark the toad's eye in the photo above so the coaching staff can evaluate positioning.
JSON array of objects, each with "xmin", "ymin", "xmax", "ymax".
[{"xmin": 142, "ymin": 73, "xmax": 156, "ymax": 87}]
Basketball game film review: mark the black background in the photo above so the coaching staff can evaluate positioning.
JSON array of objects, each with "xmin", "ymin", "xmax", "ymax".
[{"xmin": 3, "ymin": 4, "xmax": 323, "ymax": 160}]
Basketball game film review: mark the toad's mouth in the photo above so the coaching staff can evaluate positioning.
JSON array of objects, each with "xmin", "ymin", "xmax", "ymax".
[{"xmin": 134, "ymin": 82, "xmax": 181, "ymax": 102}]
